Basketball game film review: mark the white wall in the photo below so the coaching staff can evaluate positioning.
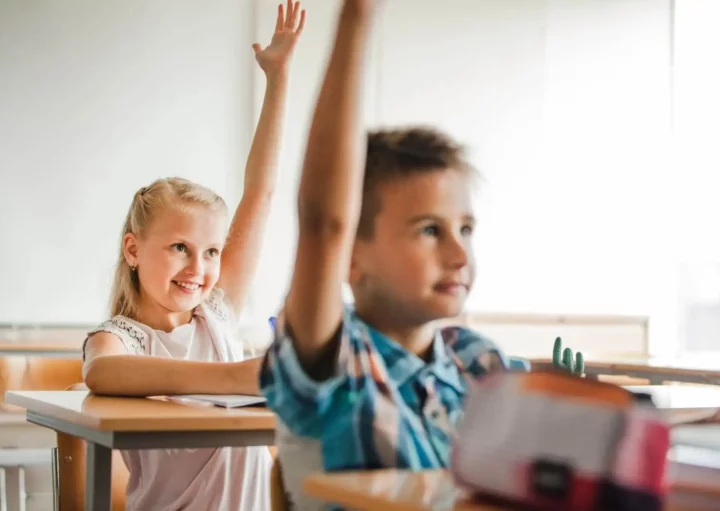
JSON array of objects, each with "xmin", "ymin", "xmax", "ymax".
[
  {"xmin": 249, "ymin": 0, "xmax": 676, "ymax": 356},
  {"xmin": 0, "ymin": 0, "xmax": 687, "ymax": 359},
  {"xmin": 377, "ymin": 0, "xmax": 671, "ymax": 317},
  {"xmin": 0, "ymin": 0, "xmax": 255, "ymax": 323},
  {"xmin": 674, "ymin": 0, "xmax": 720, "ymax": 259},
  {"xmin": 672, "ymin": 0, "xmax": 720, "ymax": 355},
  {"xmin": 248, "ymin": 0, "xmax": 381, "ymax": 316}
]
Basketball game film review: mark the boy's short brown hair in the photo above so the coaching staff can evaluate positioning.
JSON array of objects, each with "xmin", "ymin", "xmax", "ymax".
[{"xmin": 356, "ymin": 127, "xmax": 476, "ymax": 239}]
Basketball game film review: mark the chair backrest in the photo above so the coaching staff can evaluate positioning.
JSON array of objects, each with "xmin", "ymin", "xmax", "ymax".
[
  {"xmin": 56, "ymin": 383, "xmax": 129, "ymax": 511},
  {"xmin": 462, "ymin": 311, "xmax": 649, "ymax": 359},
  {"xmin": 0, "ymin": 357, "xmax": 83, "ymax": 407}
]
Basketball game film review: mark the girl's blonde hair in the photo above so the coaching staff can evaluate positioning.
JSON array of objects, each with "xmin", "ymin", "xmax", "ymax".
[{"xmin": 110, "ymin": 177, "xmax": 228, "ymax": 318}]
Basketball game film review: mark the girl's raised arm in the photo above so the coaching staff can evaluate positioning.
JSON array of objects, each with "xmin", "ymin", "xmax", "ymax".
[{"xmin": 218, "ymin": 0, "xmax": 306, "ymax": 315}]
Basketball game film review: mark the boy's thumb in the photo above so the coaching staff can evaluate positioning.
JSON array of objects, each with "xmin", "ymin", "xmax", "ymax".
[{"xmin": 252, "ymin": 43, "xmax": 262, "ymax": 54}]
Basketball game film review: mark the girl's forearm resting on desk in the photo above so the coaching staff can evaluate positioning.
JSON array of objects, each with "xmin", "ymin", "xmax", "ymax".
[{"xmin": 84, "ymin": 355, "xmax": 262, "ymax": 397}]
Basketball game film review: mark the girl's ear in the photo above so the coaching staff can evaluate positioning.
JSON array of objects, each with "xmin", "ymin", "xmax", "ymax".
[{"xmin": 122, "ymin": 233, "xmax": 140, "ymax": 267}]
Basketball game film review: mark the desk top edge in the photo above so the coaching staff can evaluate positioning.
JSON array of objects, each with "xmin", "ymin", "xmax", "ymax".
[{"xmin": 5, "ymin": 390, "xmax": 276, "ymax": 432}]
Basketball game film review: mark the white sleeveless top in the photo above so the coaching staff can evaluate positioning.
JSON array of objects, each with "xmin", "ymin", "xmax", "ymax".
[{"xmin": 85, "ymin": 288, "xmax": 272, "ymax": 511}]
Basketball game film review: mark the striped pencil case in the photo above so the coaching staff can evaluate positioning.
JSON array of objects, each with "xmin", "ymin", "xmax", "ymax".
[{"xmin": 451, "ymin": 371, "xmax": 671, "ymax": 511}]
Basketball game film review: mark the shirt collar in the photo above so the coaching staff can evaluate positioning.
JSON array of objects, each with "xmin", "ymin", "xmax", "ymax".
[{"xmin": 355, "ymin": 314, "xmax": 465, "ymax": 392}]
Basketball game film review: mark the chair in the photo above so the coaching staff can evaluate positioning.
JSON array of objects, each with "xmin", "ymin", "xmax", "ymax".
[
  {"xmin": 0, "ymin": 448, "xmax": 51, "ymax": 511},
  {"xmin": 0, "ymin": 357, "xmax": 84, "ymax": 407},
  {"xmin": 54, "ymin": 383, "xmax": 129, "ymax": 511},
  {"xmin": 0, "ymin": 356, "xmax": 84, "ymax": 510}
]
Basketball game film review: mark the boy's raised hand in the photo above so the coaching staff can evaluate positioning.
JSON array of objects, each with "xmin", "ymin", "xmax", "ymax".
[
  {"xmin": 252, "ymin": 0, "xmax": 306, "ymax": 77},
  {"xmin": 285, "ymin": 0, "xmax": 377, "ymax": 371}
]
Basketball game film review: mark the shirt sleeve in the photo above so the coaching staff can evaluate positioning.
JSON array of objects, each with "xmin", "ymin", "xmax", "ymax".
[
  {"xmin": 83, "ymin": 317, "xmax": 147, "ymax": 361},
  {"xmin": 443, "ymin": 326, "xmax": 509, "ymax": 377},
  {"xmin": 259, "ymin": 308, "xmax": 359, "ymax": 439}
]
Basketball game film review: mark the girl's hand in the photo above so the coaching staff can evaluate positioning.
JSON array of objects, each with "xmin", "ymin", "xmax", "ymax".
[{"xmin": 252, "ymin": 0, "xmax": 306, "ymax": 78}]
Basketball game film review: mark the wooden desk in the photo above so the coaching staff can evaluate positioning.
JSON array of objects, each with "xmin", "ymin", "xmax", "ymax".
[
  {"xmin": 5, "ymin": 390, "xmax": 275, "ymax": 511},
  {"xmin": 531, "ymin": 358, "xmax": 720, "ymax": 386},
  {"xmin": 305, "ymin": 469, "xmax": 494, "ymax": 511},
  {"xmin": 0, "ymin": 344, "xmax": 81, "ymax": 358},
  {"xmin": 626, "ymin": 385, "xmax": 720, "ymax": 412},
  {"xmin": 304, "ymin": 468, "xmax": 720, "ymax": 511}
]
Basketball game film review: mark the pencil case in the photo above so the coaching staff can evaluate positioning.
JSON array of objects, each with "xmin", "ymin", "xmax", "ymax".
[{"xmin": 451, "ymin": 371, "xmax": 671, "ymax": 511}]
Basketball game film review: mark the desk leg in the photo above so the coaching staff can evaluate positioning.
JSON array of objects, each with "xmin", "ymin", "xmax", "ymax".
[
  {"xmin": 0, "ymin": 467, "xmax": 6, "ymax": 511},
  {"xmin": 85, "ymin": 442, "xmax": 111, "ymax": 511},
  {"xmin": 51, "ymin": 448, "xmax": 59, "ymax": 511}
]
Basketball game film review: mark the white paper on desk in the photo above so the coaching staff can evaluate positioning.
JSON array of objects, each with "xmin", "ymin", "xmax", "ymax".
[{"xmin": 173, "ymin": 394, "xmax": 267, "ymax": 408}]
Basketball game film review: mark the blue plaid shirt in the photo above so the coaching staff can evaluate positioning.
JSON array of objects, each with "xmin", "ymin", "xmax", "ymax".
[{"xmin": 259, "ymin": 307, "xmax": 508, "ymax": 472}]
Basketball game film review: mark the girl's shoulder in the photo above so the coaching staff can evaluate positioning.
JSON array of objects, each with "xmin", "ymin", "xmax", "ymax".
[
  {"xmin": 199, "ymin": 287, "xmax": 233, "ymax": 323},
  {"xmin": 87, "ymin": 316, "xmax": 148, "ymax": 355}
]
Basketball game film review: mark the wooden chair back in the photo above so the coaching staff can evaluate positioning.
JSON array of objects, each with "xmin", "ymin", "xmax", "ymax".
[{"xmin": 0, "ymin": 357, "xmax": 83, "ymax": 407}]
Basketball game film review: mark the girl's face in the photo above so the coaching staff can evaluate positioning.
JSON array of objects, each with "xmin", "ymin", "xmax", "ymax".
[{"xmin": 123, "ymin": 205, "xmax": 228, "ymax": 324}]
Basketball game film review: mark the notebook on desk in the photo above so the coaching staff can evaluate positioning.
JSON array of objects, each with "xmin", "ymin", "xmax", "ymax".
[
  {"xmin": 668, "ymin": 408, "xmax": 720, "ymax": 427},
  {"xmin": 172, "ymin": 394, "xmax": 267, "ymax": 408},
  {"xmin": 668, "ymin": 421, "xmax": 720, "ymax": 488},
  {"xmin": 669, "ymin": 443, "xmax": 720, "ymax": 489}
]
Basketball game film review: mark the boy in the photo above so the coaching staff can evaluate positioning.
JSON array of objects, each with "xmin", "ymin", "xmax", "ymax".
[{"xmin": 260, "ymin": 0, "xmax": 507, "ymax": 508}]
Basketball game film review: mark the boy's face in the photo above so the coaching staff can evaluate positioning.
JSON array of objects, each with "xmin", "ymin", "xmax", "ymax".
[{"xmin": 350, "ymin": 169, "xmax": 475, "ymax": 325}]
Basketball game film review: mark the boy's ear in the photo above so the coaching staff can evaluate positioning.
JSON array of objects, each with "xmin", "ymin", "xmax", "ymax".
[
  {"xmin": 122, "ymin": 232, "xmax": 140, "ymax": 266},
  {"xmin": 348, "ymin": 242, "xmax": 364, "ymax": 286}
]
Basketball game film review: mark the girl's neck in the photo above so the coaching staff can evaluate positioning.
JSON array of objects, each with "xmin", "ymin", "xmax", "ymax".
[{"xmin": 133, "ymin": 299, "xmax": 193, "ymax": 333}]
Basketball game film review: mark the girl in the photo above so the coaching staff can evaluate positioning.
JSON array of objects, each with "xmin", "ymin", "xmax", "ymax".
[{"xmin": 82, "ymin": 2, "xmax": 307, "ymax": 510}]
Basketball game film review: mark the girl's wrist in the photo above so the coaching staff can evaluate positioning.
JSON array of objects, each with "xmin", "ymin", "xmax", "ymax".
[{"xmin": 264, "ymin": 68, "xmax": 290, "ymax": 87}]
